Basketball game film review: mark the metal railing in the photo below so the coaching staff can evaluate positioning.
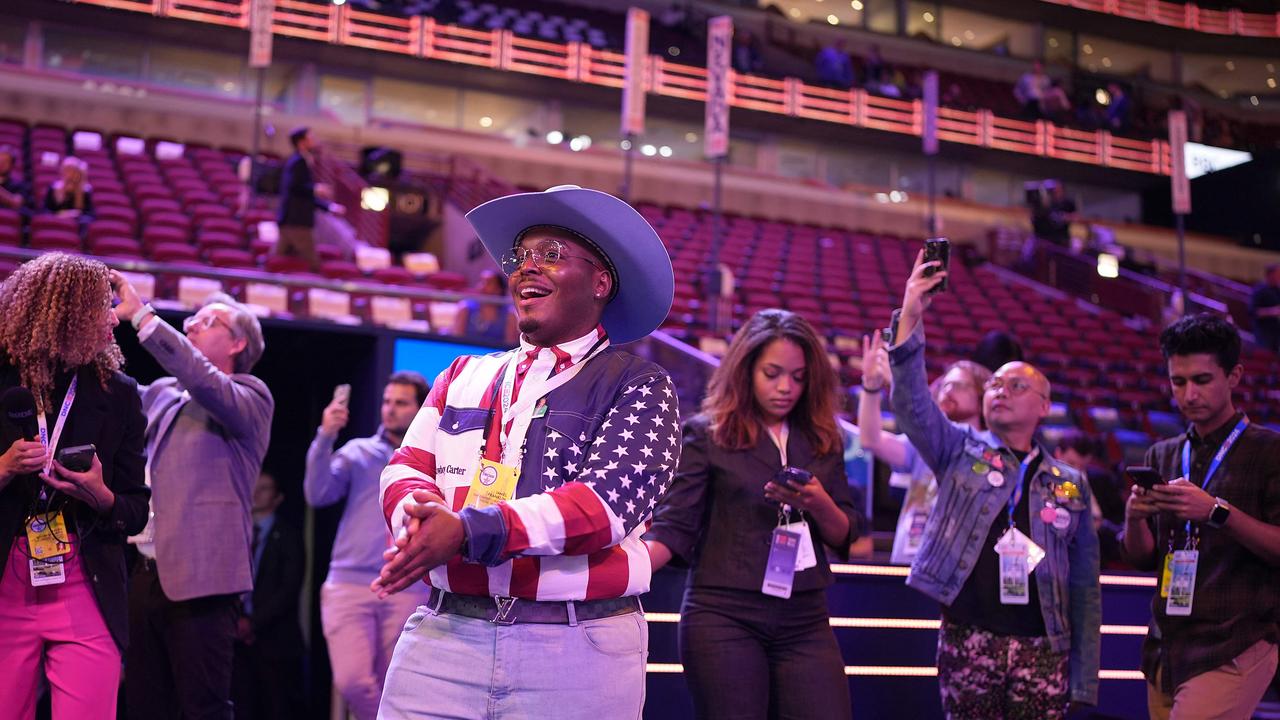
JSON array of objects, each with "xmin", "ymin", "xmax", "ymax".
[
  {"xmin": 1041, "ymin": 0, "xmax": 1280, "ymax": 38},
  {"xmin": 67, "ymin": 0, "xmax": 1172, "ymax": 175}
]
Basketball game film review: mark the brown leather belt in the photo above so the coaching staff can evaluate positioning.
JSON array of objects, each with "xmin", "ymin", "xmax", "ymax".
[{"xmin": 428, "ymin": 587, "xmax": 641, "ymax": 625}]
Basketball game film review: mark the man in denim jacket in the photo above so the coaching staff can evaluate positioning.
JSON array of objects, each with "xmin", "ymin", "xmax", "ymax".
[{"xmin": 887, "ymin": 252, "xmax": 1101, "ymax": 719}]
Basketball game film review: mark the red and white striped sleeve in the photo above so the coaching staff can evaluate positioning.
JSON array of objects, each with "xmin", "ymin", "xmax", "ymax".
[{"xmin": 379, "ymin": 356, "xmax": 468, "ymax": 532}]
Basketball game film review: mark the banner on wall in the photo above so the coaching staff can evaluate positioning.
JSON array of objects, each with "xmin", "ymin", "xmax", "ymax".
[
  {"xmin": 922, "ymin": 71, "xmax": 938, "ymax": 156},
  {"xmin": 704, "ymin": 15, "xmax": 733, "ymax": 160},
  {"xmin": 621, "ymin": 8, "xmax": 650, "ymax": 137},
  {"xmin": 1168, "ymin": 110, "xmax": 1191, "ymax": 215},
  {"xmin": 249, "ymin": 0, "xmax": 276, "ymax": 68}
]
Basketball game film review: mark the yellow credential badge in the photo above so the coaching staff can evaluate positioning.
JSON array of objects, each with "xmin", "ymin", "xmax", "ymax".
[
  {"xmin": 466, "ymin": 458, "xmax": 518, "ymax": 510},
  {"xmin": 26, "ymin": 511, "xmax": 70, "ymax": 560}
]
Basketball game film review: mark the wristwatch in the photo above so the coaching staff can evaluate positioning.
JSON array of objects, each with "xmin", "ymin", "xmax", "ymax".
[
  {"xmin": 130, "ymin": 303, "xmax": 156, "ymax": 330},
  {"xmin": 1206, "ymin": 497, "xmax": 1232, "ymax": 529}
]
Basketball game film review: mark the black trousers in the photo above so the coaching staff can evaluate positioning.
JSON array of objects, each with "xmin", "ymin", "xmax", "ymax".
[
  {"xmin": 231, "ymin": 640, "xmax": 304, "ymax": 720},
  {"xmin": 679, "ymin": 586, "xmax": 852, "ymax": 720},
  {"xmin": 125, "ymin": 559, "xmax": 239, "ymax": 720}
]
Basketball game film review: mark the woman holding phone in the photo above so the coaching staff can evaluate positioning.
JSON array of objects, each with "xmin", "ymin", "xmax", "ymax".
[
  {"xmin": 646, "ymin": 308, "xmax": 865, "ymax": 720},
  {"xmin": 0, "ymin": 253, "xmax": 149, "ymax": 718}
]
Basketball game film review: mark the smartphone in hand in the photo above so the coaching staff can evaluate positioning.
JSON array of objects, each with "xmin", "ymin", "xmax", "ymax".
[
  {"xmin": 333, "ymin": 384, "xmax": 352, "ymax": 408},
  {"xmin": 775, "ymin": 467, "xmax": 813, "ymax": 489},
  {"xmin": 922, "ymin": 238, "xmax": 950, "ymax": 295},
  {"xmin": 1125, "ymin": 466, "xmax": 1165, "ymax": 490}
]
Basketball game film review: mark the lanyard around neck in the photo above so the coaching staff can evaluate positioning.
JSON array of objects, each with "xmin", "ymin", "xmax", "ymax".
[
  {"xmin": 481, "ymin": 335, "xmax": 610, "ymax": 460},
  {"xmin": 36, "ymin": 376, "xmax": 79, "ymax": 477},
  {"xmin": 1006, "ymin": 447, "xmax": 1040, "ymax": 528}
]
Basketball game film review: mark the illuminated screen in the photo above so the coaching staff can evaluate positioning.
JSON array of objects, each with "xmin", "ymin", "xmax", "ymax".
[{"xmin": 393, "ymin": 337, "xmax": 507, "ymax": 381}]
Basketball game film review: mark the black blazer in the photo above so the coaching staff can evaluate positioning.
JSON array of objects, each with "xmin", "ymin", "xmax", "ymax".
[
  {"xmin": 42, "ymin": 185, "xmax": 94, "ymax": 218},
  {"xmin": 248, "ymin": 516, "xmax": 305, "ymax": 660},
  {"xmin": 647, "ymin": 414, "xmax": 865, "ymax": 594},
  {"xmin": 277, "ymin": 152, "xmax": 324, "ymax": 228},
  {"xmin": 0, "ymin": 363, "xmax": 149, "ymax": 651}
]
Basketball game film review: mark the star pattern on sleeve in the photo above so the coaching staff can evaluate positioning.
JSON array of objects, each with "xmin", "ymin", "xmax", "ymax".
[{"xmin": 525, "ymin": 373, "xmax": 681, "ymax": 533}]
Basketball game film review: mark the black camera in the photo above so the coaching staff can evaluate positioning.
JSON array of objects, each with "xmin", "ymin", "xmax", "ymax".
[{"xmin": 57, "ymin": 444, "xmax": 96, "ymax": 473}]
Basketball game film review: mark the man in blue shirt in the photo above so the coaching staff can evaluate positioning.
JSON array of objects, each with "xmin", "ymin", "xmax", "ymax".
[{"xmin": 305, "ymin": 372, "xmax": 429, "ymax": 720}]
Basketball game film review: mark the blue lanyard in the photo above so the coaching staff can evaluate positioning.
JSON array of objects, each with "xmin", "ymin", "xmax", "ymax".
[
  {"xmin": 1006, "ymin": 448, "xmax": 1040, "ymax": 528},
  {"xmin": 1180, "ymin": 416, "xmax": 1249, "ymax": 536}
]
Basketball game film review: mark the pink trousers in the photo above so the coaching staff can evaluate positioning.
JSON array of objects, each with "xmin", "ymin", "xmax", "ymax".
[{"xmin": 0, "ymin": 539, "xmax": 121, "ymax": 720}]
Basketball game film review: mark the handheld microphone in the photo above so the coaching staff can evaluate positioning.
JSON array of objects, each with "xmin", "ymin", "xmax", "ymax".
[{"xmin": 2, "ymin": 386, "xmax": 38, "ymax": 441}]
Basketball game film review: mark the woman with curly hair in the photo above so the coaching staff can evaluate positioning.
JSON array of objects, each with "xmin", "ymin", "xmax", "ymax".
[
  {"xmin": 646, "ymin": 308, "xmax": 865, "ymax": 720},
  {"xmin": 0, "ymin": 253, "xmax": 149, "ymax": 719}
]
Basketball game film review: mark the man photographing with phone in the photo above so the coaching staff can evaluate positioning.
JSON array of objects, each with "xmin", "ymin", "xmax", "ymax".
[
  {"xmin": 304, "ymin": 372, "xmax": 430, "ymax": 720},
  {"xmin": 1122, "ymin": 313, "xmax": 1280, "ymax": 720},
  {"xmin": 887, "ymin": 247, "xmax": 1100, "ymax": 719},
  {"xmin": 111, "ymin": 271, "xmax": 274, "ymax": 720}
]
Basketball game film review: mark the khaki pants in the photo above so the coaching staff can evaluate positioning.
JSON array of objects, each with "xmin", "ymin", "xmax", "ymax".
[
  {"xmin": 1147, "ymin": 639, "xmax": 1278, "ymax": 720},
  {"xmin": 275, "ymin": 224, "xmax": 318, "ymax": 270},
  {"xmin": 320, "ymin": 581, "xmax": 428, "ymax": 720}
]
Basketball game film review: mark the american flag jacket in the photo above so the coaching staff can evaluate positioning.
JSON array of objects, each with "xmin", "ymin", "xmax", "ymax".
[{"xmin": 380, "ymin": 329, "xmax": 680, "ymax": 601}]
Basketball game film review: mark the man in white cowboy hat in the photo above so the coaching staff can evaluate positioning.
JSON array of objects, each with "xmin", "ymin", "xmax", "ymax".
[{"xmin": 373, "ymin": 185, "xmax": 680, "ymax": 719}]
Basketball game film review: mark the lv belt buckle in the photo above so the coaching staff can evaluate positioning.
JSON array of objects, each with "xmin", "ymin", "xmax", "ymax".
[{"xmin": 492, "ymin": 595, "xmax": 518, "ymax": 625}]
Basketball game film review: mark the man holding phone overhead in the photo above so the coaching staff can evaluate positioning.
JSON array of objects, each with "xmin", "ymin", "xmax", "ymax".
[
  {"xmin": 1122, "ymin": 313, "xmax": 1280, "ymax": 720},
  {"xmin": 111, "ymin": 273, "xmax": 274, "ymax": 720},
  {"xmin": 886, "ymin": 246, "xmax": 1100, "ymax": 720},
  {"xmin": 304, "ymin": 372, "xmax": 430, "ymax": 720}
]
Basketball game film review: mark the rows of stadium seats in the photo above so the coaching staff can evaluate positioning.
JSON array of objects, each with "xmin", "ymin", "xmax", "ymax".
[
  {"xmin": 0, "ymin": 121, "xmax": 475, "ymax": 288},
  {"xmin": 635, "ymin": 201, "xmax": 1280, "ymax": 461},
  {"xmin": 4, "ymin": 115, "xmax": 1276, "ymax": 456}
]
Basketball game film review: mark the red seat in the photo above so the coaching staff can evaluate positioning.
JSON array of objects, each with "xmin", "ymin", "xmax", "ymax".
[
  {"xmin": 422, "ymin": 271, "xmax": 467, "ymax": 291},
  {"xmin": 181, "ymin": 190, "xmax": 221, "ymax": 209},
  {"xmin": 89, "ymin": 236, "xmax": 143, "ymax": 258},
  {"xmin": 196, "ymin": 231, "xmax": 244, "ymax": 252},
  {"xmin": 94, "ymin": 205, "xmax": 138, "ymax": 229},
  {"xmin": 191, "ymin": 203, "xmax": 232, "ymax": 221},
  {"xmin": 372, "ymin": 267, "xmax": 415, "ymax": 286},
  {"xmin": 208, "ymin": 248, "xmax": 256, "ymax": 269},
  {"xmin": 142, "ymin": 225, "xmax": 189, "ymax": 249},
  {"xmin": 31, "ymin": 214, "xmax": 78, "ymax": 234},
  {"xmin": 0, "ymin": 225, "xmax": 19, "ymax": 246},
  {"xmin": 30, "ymin": 229, "xmax": 82, "ymax": 251},
  {"xmin": 87, "ymin": 220, "xmax": 136, "ymax": 242},
  {"xmin": 94, "ymin": 191, "xmax": 132, "ymax": 209},
  {"xmin": 316, "ymin": 245, "xmax": 344, "ymax": 262},
  {"xmin": 320, "ymin": 260, "xmax": 363, "ymax": 280},
  {"xmin": 264, "ymin": 255, "xmax": 312, "ymax": 275},
  {"xmin": 148, "ymin": 242, "xmax": 200, "ymax": 264},
  {"xmin": 0, "ymin": 208, "xmax": 19, "ymax": 229},
  {"xmin": 133, "ymin": 184, "xmax": 174, "ymax": 203},
  {"xmin": 139, "ymin": 198, "xmax": 181, "ymax": 218},
  {"xmin": 147, "ymin": 212, "xmax": 192, "ymax": 234},
  {"xmin": 199, "ymin": 217, "xmax": 243, "ymax": 236}
]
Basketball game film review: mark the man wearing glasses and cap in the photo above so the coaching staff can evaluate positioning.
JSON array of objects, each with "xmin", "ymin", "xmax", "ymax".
[
  {"xmin": 374, "ymin": 185, "xmax": 679, "ymax": 719},
  {"xmin": 884, "ymin": 252, "xmax": 1100, "ymax": 720},
  {"xmin": 110, "ymin": 276, "xmax": 274, "ymax": 720}
]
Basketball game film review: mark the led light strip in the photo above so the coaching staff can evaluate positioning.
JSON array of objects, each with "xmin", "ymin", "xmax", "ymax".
[
  {"xmin": 647, "ymin": 613, "xmax": 1148, "ymax": 636},
  {"xmin": 829, "ymin": 563, "xmax": 1159, "ymax": 588},
  {"xmin": 646, "ymin": 664, "xmax": 1146, "ymax": 680}
]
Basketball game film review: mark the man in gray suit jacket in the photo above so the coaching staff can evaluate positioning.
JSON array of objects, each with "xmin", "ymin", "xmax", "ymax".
[{"xmin": 112, "ymin": 272, "xmax": 274, "ymax": 720}]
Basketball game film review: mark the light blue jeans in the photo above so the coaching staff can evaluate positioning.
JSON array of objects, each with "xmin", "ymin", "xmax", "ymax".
[{"xmin": 377, "ymin": 602, "xmax": 648, "ymax": 720}]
